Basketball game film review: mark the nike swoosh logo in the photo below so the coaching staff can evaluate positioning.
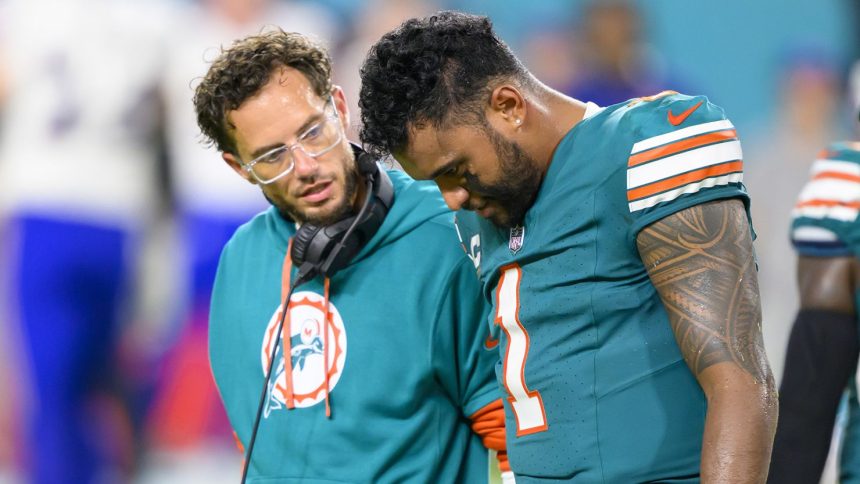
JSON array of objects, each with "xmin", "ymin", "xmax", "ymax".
[
  {"xmin": 484, "ymin": 336, "xmax": 499, "ymax": 350},
  {"xmin": 667, "ymin": 100, "xmax": 703, "ymax": 126}
]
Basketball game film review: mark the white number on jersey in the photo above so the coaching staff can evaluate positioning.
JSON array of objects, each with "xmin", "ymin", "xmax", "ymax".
[{"xmin": 495, "ymin": 264, "xmax": 548, "ymax": 435}]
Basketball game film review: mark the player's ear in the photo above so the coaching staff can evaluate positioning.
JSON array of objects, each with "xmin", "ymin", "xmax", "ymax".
[
  {"xmin": 488, "ymin": 85, "xmax": 526, "ymax": 132},
  {"xmin": 331, "ymin": 85, "xmax": 350, "ymax": 131},
  {"xmin": 223, "ymin": 152, "xmax": 257, "ymax": 185}
]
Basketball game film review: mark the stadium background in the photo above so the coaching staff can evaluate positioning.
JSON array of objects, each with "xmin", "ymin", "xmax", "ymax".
[{"xmin": 0, "ymin": 0, "xmax": 857, "ymax": 482}]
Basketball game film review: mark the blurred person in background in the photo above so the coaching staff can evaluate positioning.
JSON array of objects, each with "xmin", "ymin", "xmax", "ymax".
[
  {"xmin": 0, "ymin": 0, "xmax": 170, "ymax": 482},
  {"xmin": 333, "ymin": 0, "xmax": 439, "ymax": 140},
  {"xmin": 744, "ymin": 50, "xmax": 846, "ymax": 385},
  {"xmin": 360, "ymin": 11, "xmax": 776, "ymax": 483},
  {"xmin": 515, "ymin": 22, "xmax": 578, "ymax": 96},
  {"xmin": 0, "ymin": 2, "xmax": 19, "ymax": 479},
  {"xmin": 768, "ymin": 60, "xmax": 860, "ymax": 484},
  {"xmin": 141, "ymin": 0, "xmax": 338, "ymax": 473},
  {"xmin": 563, "ymin": 0, "xmax": 685, "ymax": 107},
  {"xmin": 193, "ymin": 28, "xmax": 510, "ymax": 482}
]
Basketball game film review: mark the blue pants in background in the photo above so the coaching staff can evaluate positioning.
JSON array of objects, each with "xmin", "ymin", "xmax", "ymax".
[{"xmin": 11, "ymin": 214, "xmax": 131, "ymax": 484}]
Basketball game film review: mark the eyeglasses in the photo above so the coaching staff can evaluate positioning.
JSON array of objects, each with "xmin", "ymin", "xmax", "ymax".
[{"xmin": 241, "ymin": 96, "xmax": 343, "ymax": 185}]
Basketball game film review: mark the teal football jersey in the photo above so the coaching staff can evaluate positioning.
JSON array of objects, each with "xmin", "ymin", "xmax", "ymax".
[
  {"xmin": 209, "ymin": 170, "xmax": 502, "ymax": 483},
  {"xmin": 789, "ymin": 142, "xmax": 860, "ymax": 483},
  {"xmin": 455, "ymin": 92, "xmax": 751, "ymax": 482}
]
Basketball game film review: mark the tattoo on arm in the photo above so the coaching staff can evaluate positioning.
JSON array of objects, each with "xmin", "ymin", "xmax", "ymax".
[{"xmin": 636, "ymin": 199, "xmax": 770, "ymax": 382}]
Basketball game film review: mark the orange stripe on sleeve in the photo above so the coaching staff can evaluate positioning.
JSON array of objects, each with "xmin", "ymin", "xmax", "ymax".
[
  {"xmin": 627, "ymin": 160, "xmax": 743, "ymax": 202},
  {"xmin": 812, "ymin": 171, "xmax": 860, "ymax": 183},
  {"xmin": 795, "ymin": 199, "xmax": 860, "ymax": 210},
  {"xmin": 469, "ymin": 399, "xmax": 510, "ymax": 473},
  {"xmin": 628, "ymin": 129, "xmax": 737, "ymax": 167}
]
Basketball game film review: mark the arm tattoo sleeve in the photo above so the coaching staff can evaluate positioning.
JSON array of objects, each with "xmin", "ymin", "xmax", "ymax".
[{"xmin": 636, "ymin": 199, "xmax": 770, "ymax": 382}]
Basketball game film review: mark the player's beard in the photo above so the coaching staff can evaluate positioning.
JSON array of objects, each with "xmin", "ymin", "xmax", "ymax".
[
  {"xmin": 272, "ymin": 161, "xmax": 360, "ymax": 227},
  {"xmin": 465, "ymin": 126, "xmax": 543, "ymax": 228}
]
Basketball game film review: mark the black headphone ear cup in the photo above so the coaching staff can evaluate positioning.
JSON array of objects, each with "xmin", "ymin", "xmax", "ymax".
[
  {"xmin": 288, "ymin": 148, "xmax": 393, "ymax": 279},
  {"xmin": 356, "ymin": 150, "xmax": 378, "ymax": 176},
  {"xmin": 290, "ymin": 223, "xmax": 323, "ymax": 267}
]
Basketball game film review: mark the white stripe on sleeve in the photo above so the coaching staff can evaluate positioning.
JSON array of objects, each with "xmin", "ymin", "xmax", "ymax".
[
  {"xmin": 796, "ymin": 178, "xmax": 860, "ymax": 204},
  {"xmin": 630, "ymin": 120, "xmax": 735, "ymax": 154},
  {"xmin": 627, "ymin": 140, "xmax": 742, "ymax": 189},
  {"xmin": 809, "ymin": 159, "xmax": 860, "ymax": 177},
  {"xmin": 791, "ymin": 205, "xmax": 859, "ymax": 222},
  {"xmin": 791, "ymin": 226, "xmax": 839, "ymax": 243},
  {"xmin": 628, "ymin": 172, "xmax": 743, "ymax": 212}
]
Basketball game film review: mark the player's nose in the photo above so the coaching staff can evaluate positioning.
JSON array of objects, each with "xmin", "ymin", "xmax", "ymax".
[
  {"xmin": 438, "ymin": 184, "xmax": 470, "ymax": 211},
  {"xmin": 292, "ymin": 149, "xmax": 320, "ymax": 177}
]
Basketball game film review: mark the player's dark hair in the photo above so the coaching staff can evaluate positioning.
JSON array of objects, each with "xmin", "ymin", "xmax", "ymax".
[
  {"xmin": 194, "ymin": 29, "xmax": 332, "ymax": 155},
  {"xmin": 358, "ymin": 10, "xmax": 531, "ymax": 159}
]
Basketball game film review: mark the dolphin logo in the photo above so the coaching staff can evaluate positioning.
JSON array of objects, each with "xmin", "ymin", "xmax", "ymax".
[
  {"xmin": 260, "ymin": 292, "xmax": 348, "ymax": 411},
  {"xmin": 290, "ymin": 334, "xmax": 324, "ymax": 370}
]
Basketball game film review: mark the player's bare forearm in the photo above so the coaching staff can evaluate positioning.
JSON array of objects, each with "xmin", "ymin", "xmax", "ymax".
[
  {"xmin": 636, "ymin": 199, "xmax": 777, "ymax": 483},
  {"xmin": 797, "ymin": 255, "xmax": 858, "ymax": 312}
]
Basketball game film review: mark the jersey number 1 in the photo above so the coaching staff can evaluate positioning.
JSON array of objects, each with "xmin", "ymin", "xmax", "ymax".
[{"xmin": 496, "ymin": 264, "xmax": 548, "ymax": 436}]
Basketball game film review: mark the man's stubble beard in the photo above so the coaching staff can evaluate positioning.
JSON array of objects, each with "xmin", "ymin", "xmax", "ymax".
[{"xmin": 272, "ymin": 154, "xmax": 360, "ymax": 226}]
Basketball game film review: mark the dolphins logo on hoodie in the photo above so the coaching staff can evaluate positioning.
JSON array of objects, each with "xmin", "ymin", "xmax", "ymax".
[{"xmin": 260, "ymin": 291, "xmax": 347, "ymax": 415}]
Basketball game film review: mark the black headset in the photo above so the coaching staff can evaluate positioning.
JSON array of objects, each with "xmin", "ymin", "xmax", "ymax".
[{"xmin": 290, "ymin": 143, "xmax": 394, "ymax": 284}]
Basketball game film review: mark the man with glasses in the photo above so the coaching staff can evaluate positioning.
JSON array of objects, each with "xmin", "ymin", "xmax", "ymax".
[{"xmin": 193, "ymin": 29, "xmax": 510, "ymax": 481}]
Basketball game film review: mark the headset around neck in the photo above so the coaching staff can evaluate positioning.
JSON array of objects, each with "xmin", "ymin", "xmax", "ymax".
[{"xmin": 289, "ymin": 143, "xmax": 395, "ymax": 284}]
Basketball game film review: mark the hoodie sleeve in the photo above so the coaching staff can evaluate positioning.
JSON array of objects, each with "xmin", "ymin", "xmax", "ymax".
[
  {"xmin": 432, "ymin": 256, "xmax": 499, "ymax": 414},
  {"xmin": 431, "ymin": 256, "xmax": 508, "ymax": 470}
]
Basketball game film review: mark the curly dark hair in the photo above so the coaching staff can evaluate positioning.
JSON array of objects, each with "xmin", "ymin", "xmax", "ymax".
[
  {"xmin": 358, "ymin": 11, "xmax": 529, "ymax": 159},
  {"xmin": 194, "ymin": 29, "xmax": 332, "ymax": 155}
]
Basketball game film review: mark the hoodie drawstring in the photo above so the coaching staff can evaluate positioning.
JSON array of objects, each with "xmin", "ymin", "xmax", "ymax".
[
  {"xmin": 281, "ymin": 240, "xmax": 296, "ymax": 409},
  {"xmin": 281, "ymin": 239, "xmax": 334, "ymax": 418},
  {"xmin": 322, "ymin": 277, "xmax": 332, "ymax": 418}
]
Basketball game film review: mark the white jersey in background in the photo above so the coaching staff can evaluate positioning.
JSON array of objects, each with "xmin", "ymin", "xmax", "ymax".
[{"xmin": 0, "ymin": 0, "xmax": 172, "ymax": 228}]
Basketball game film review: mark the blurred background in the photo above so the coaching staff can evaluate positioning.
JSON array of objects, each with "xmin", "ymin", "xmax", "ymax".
[{"xmin": 0, "ymin": 0, "xmax": 856, "ymax": 482}]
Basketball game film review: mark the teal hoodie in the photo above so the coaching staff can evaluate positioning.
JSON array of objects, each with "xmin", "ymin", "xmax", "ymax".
[{"xmin": 209, "ymin": 170, "xmax": 501, "ymax": 483}]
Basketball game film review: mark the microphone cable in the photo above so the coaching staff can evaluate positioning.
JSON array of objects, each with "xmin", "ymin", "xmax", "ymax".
[
  {"xmin": 240, "ymin": 264, "xmax": 315, "ymax": 484},
  {"xmin": 317, "ymin": 175, "xmax": 375, "ymax": 275}
]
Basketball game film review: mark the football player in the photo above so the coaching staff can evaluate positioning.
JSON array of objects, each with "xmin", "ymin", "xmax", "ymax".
[
  {"xmin": 769, "ymin": 109, "xmax": 860, "ymax": 483},
  {"xmin": 359, "ymin": 11, "xmax": 776, "ymax": 482}
]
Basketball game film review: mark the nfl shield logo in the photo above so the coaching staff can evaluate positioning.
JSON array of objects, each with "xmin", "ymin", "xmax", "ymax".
[{"xmin": 509, "ymin": 226, "xmax": 525, "ymax": 254}]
